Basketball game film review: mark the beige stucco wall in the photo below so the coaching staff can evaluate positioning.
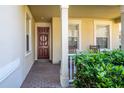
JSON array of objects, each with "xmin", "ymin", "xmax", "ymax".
[
  {"xmin": 52, "ymin": 17, "xmax": 61, "ymax": 64},
  {"xmin": 112, "ymin": 22, "xmax": 120, "ymax": 49},
  {"xmin": 81, "ymin": 18, "xmax": 94, "ymax": 50},
  {"xmin": 52, "ymin": 17, "xmax": 120, "ymax": 64},
  {"xmin": 0, "ymin": 5, "xmax": 35, "ymax": 87}
]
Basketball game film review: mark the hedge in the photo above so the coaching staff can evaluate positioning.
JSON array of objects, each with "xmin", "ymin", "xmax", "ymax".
[{"xmin": 73, "ymin": 49, "xmax": 124, "ymax": 88}]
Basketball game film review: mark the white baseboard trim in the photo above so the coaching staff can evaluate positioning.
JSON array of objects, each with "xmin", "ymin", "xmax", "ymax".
[{"xmin": 0, "ymin": 58, "xmax": 20, "ymax": 83}]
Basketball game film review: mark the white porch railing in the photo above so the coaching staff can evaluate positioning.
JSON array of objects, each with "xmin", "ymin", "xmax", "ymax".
[
  {"xmin": 68, "ymin": 54, "xmax": 76, "ymax": 83},
  {"xmin": 100, "ymin": 48, "xmax": 112, "ymax": 52}
]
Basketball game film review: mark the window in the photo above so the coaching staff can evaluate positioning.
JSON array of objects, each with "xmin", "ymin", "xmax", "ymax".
[
  {"xmin": 96, "ymin": 25, "xmax": 109, "ymax": 49},
  {"xmin": 68, "ymin": 24, "xmax": 79, "ymax": 54},
  {"xmin": 25, "ymin": 13, "xmax": 32, "ymax": 54},
  {"xmin": 96, "ymin": 37, "xmax": 108, "ymax": 48}
]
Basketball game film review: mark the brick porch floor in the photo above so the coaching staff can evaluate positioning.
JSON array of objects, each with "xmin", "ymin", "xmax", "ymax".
[{"xmin": 21, "ymin": 61, "xmax": 61, "ymax": 88}]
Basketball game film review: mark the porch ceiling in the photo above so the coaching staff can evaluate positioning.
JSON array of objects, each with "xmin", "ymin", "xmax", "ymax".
[
  {"xmin": 29, "ymin": 5, "xmax": 60, "ymax": 22},
  {"xmin": 29, "ymin": 5, "xmax": 120, "ymax": 22}
]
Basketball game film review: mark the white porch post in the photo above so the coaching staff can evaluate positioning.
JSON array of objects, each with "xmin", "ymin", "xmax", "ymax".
[
  {"xmin": 60, "ymin": 5, "xmax": 69, "ymax": 87},
  {"xmin": 121, "ymin": 6, "xmax": 124, "ymax": 50}
]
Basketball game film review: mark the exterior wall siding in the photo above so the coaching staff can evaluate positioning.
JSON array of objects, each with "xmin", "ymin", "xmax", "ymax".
[
  {"xmin": 52, "ymin": 17, "xmax": 61, "ymax": 64},
  {"xmin": 0, "ymin": 5, "xmax": 35, "ymax": 87},
  {"xmin": 112, "ymin": 22, "xmax": 120, "ymax": 49},
  {"xmin": 52, "ymin": 17, "xmax": 119, "ymax": 64}
]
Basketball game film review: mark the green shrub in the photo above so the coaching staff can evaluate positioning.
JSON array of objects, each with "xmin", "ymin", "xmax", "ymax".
[{"xmin": 73, "ymin": 49, "xmax": 124, "ymax": 88}]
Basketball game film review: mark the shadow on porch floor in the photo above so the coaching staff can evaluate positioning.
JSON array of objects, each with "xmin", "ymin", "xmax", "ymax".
[{"xmin": 21, "ymin": 61, "xmax": 61, "ymax": 88}]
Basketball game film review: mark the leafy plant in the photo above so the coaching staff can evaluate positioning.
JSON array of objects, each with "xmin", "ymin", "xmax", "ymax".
[{"xmin": 73, "ymin": 49, "xmax": 124, "ymax": 88}]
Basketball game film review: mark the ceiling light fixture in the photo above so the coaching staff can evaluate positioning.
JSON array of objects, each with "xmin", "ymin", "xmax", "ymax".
[{"xmin": 41, "ymin": 17, "xmax": 44, "ymax": 20}]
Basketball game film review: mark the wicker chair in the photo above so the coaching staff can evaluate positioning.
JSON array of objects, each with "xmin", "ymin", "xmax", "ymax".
[{"xmin": 89, "ymin": 45, "xmax": 100, "ymax": 52}]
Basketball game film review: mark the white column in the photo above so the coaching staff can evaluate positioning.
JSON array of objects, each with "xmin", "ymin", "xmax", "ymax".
[
  {"xmin": 60, "ymin": 5, "xmax": 69, "ymax": 87},
  {"xmin": 121, "ymin": 6, "xmax": 124, "ymax": 50}
]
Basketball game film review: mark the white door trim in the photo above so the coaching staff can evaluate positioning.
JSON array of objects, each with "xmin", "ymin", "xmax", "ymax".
[
  {"xmin": 69, "ymin": 19, "xmax": 82, "ymax": 51},
  {"xmin": 94, "ymin": 20, "xmax": 112, "ymax": 49},
  {"xmin": 35, "ymin": 23, "xmax": 51, "ymax": 60}
]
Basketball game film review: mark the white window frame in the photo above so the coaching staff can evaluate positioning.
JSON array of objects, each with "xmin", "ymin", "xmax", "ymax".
[
  {"xmin": 94, "ymin": 20, "xmax": 112, "ymax": 50},
  {"xmin": 69, "ymin": 19, "xmax": 82, "ymax": 53},
  {"xmin": 25, "ymin": 11, "xmax": 32, "ymax": 56},
  {"xmin": 119, "ymin": 23, "xmax": 121, "ymax": 46}
]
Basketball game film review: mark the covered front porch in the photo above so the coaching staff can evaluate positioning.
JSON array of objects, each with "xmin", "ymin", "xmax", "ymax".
[
  {"xmin": 23, "ymin": 5, "xmax": 123, "ymax": 87},
  {"xmin": 1, "ymin": 5, "xmax": 124, "ymax": 88}
]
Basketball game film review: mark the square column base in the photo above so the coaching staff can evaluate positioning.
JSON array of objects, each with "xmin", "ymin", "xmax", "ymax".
[{"xmin": 60, "ymin": 74, "xmax": 69, "ymax": 87}]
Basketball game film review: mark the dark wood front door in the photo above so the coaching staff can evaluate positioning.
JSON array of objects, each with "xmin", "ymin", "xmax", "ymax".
[{"xmin": 37, "ymin": 27, "xmax": 49, "ymax": 59}]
